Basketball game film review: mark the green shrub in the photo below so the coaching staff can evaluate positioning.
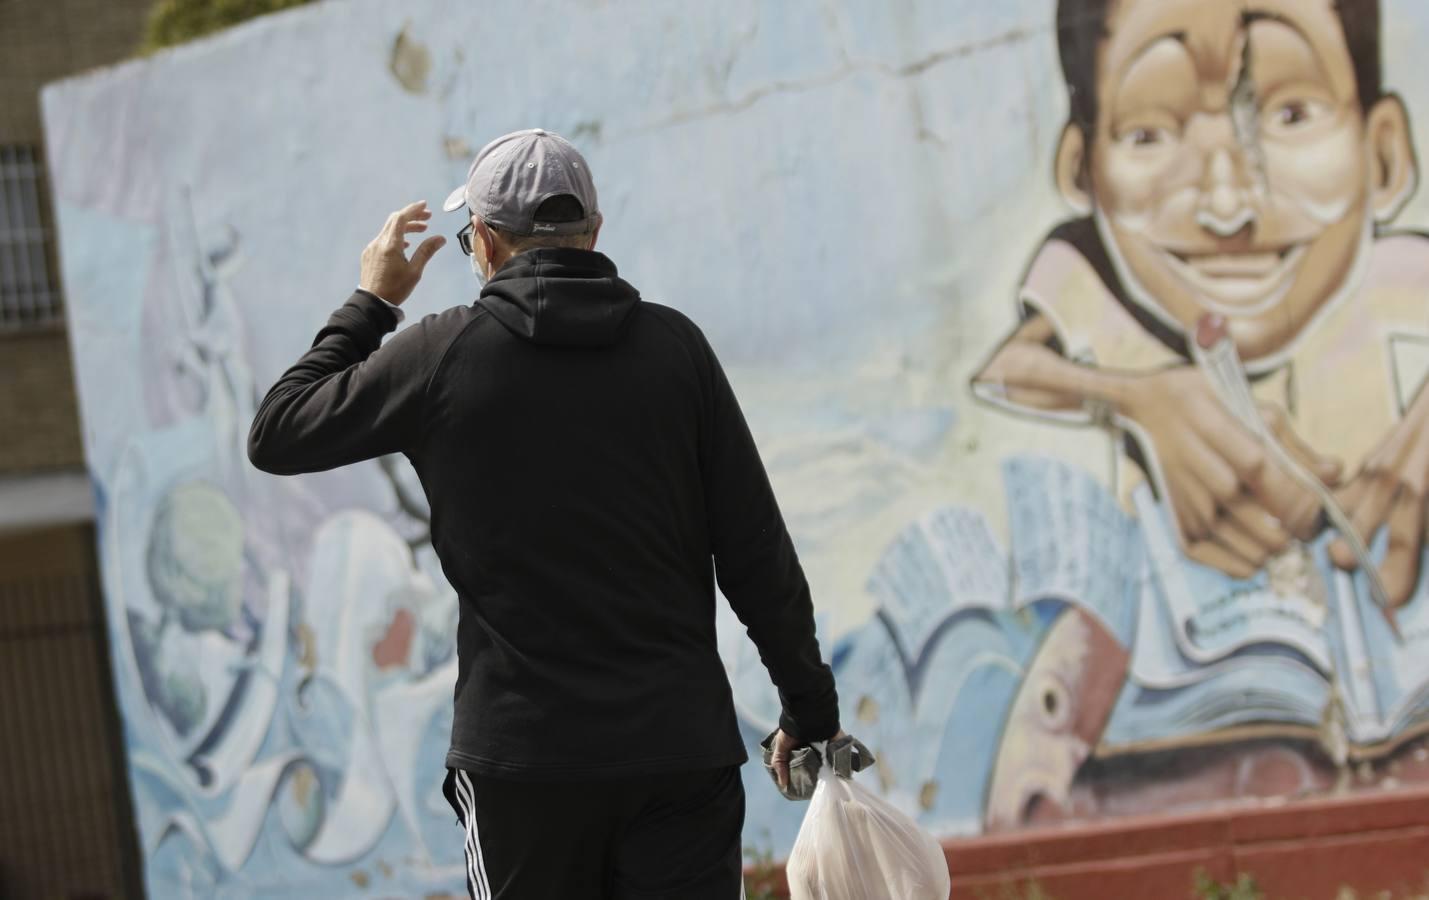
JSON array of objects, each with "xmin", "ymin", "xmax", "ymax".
[
  {"xmin": 1194, "ymin": 869, "xmax": 1265, "ymax": 900},
  {"xmin": 141, "ymin": 0, "xmax": 316, "ymax": 52},
  {"xmin": 974, "ymin": 879, "xmax": 1055, "ymax": 900}
]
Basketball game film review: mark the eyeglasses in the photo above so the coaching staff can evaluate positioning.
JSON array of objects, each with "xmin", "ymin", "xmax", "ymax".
[{"xmin": 457, "ymin": 222, "xmax": 475, "ymax": 256}]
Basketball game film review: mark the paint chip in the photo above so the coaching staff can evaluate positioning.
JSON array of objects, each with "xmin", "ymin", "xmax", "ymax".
[
  {"xmin": 919, "ymin": 779, "xmax": 939, "ymax": 811},
  {"xmin": 856, "ymin": 694, "xmax": 879, "ymax": 723},
  {"xmin": 443, "ymin": 136, "xmax": 473, "ymax": 160},
  {"xmin": 390, "ymin": 24, "xmax": 432, "ymax": 95}
]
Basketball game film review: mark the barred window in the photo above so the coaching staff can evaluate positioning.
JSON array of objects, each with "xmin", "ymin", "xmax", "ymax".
[{"xmin": 0, "ymin": 145, "xmax": 62, "ymax": 328}]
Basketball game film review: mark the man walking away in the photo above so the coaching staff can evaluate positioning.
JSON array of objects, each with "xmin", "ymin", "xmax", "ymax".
[{"xmin": 248, "ymin": 128, "xmax": 843, "ymax": 899}]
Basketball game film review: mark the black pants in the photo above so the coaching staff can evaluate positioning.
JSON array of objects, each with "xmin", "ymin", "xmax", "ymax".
[{"xmin": 442, "ymin": 765, "xmax": 746, "ymax": 899}]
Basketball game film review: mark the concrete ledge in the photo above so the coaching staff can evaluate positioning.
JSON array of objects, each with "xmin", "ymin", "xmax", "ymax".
[{"xmin": 0, "ymin": 468, "xmax": 94, "ymax": 535}]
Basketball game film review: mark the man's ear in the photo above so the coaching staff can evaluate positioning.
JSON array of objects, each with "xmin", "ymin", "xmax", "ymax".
[
  {"xmin": 1367, "ymin": 93, "xmax": 1418, "ymax": 224},
  {"xmin": 1055, "ymin": 123, "xmax": 1093, "ymax": 216},
  {"xmin": 475, "ymin": 218, "xmax": 498, "ymax": 260}
]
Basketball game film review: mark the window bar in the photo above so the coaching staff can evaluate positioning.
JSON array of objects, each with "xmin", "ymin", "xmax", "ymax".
[
  {"xmin": 0, "ymin": 145, "xmax": 62, "ymax": 327},
  {"xmin": 21, "ymin": 147, "xmax": 57, "ymax": 324},
  {"xmin": 2, "ymin": 146, "xmax": 34, "ymax": 325},
  {"xmin": 11, "ymin": 146, "xmax": 38, "ymax": 324},
  {"xmin": 0, "ymin": 146, "xmax": 16, "ymax": 325}
]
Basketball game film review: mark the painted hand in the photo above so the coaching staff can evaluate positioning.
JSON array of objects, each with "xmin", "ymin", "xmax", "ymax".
[
  {"xmin": 1328, "ymin": 389, "xmax": 1429, "ymax": 607},
  {"xmin": 359, "ymin": 200, "xmax": 446, "ymax": 306},
  {"xmin": 1115, "ymin": 366, "xmax": 1341, "ymax": 579}
]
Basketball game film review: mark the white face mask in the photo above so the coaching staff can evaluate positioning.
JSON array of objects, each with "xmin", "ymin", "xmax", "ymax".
[{"xmin": 471, "ymin": 249, "xmax": 488, "ymax": 287}]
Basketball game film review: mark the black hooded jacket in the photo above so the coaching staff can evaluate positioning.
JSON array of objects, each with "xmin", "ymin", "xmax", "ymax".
[{"xmin": 248, "ymin": 247, "xmax": 840, "ymax": 780}]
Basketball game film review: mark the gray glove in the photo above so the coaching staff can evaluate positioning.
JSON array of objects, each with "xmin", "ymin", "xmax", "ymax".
[
  {"xmin": 760, "ymin": 731, "xmax": 877, "ymax": 801},
  {"xmin": 760, "ymin": 730, "xmax": 822, "ymax": 801},
  {"xmin": 823, "ymin": 733, "xmax": 875, "ymax": 779}
]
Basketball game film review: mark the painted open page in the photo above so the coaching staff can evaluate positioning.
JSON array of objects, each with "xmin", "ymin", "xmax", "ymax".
[{"xmin": 862, "ymin": 456, "xmax": 1429, "ymax": 753}]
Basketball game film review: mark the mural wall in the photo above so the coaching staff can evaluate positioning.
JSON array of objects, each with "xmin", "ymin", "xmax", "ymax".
[{"xmin": 41, "ymin": 0, "xmax": 1429, "ymax": 895}]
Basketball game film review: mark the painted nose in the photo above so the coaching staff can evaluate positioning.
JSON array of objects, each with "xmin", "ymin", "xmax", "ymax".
[{"xmin": 1198, "ymin": 148, "xmax": 1255, "ymax": 237}]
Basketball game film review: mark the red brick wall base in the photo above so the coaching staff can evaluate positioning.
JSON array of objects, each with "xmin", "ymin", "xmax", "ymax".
[
  {"xmin": 949, "ymin": 785, "xmax": 1429, "ymax": 899},
  {"xmin": 749, "ymin": 785, "xmax": 1429, "ymax": 899}
]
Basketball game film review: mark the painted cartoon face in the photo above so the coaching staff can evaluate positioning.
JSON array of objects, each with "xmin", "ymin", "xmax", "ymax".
[{"xmin": 1085, "ymin": 0, "xmax": 1386, "ymax": 362}]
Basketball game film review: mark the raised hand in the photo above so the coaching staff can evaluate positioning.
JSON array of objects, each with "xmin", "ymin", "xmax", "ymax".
[{"xmin": 359, "ymin": 200, "xmax": 446, "ymax": 306}]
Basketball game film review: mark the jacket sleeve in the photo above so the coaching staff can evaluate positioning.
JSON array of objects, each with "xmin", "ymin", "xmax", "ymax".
[
  {"xmin": 247, "ymin": 290, "xmax": 439, "ymax": 475},
  {"xmin": 695, "ymin": 329, "xmax": 841, "ymax": 743}
]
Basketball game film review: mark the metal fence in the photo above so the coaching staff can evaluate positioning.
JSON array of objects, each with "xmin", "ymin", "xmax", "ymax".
[{"xmin": 0, "ymin": 145, "xmax": 63, "ymax": 328}]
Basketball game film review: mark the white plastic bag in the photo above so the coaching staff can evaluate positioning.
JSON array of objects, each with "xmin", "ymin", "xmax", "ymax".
[{"xmin": 786, "ymin": 768, "xmax": 951, "ymax": 900}]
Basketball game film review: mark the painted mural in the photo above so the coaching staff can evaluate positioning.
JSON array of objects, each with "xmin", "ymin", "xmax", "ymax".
[
  {"xmin": 39, "ymin": 0, "xmax": 1429, "ymax": 896},
  {"xmin": 957, "ymin": 0, "xmax": 1429, "ymax": 829}
]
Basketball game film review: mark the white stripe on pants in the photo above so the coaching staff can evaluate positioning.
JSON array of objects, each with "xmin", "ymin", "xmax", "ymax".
[{"xmin": 453, "ymin": 770, "xmax": 492, "ymax": 899}]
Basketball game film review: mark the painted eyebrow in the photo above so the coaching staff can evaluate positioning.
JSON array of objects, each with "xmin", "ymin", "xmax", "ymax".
[
  {"xmin": 1241, "ymin": 8, "xmax": 1313, "ymax": 45},
  {"xmin": 1124, "ymin": 30, "xmax": 1189, "ymax": 73},
  {"xmin": 1118, "ymin": 10, "xmax": 1316, "ymax": 88},
  {"xmin": 1241, "ymin": 8, "xmax": 1335, "ymax": 90}
]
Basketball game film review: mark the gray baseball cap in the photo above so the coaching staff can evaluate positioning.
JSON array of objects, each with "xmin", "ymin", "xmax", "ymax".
[{"xmin": 442, "ymin": 128, "xmax": 599, "ymax": 236}]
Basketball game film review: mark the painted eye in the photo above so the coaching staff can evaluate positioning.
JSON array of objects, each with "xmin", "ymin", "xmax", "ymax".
[
  {"xmin": 1032, "ymin": 674, "xmax": 1073, "ymax": 733},
  {"xmin": 1118, "ymin": 125, "xmax": 1174, "ymax": 148},
  {"xmin": 1266, "ymin": 98, "xmax": 1329, "ymax": 132},
  {"xmin": 1278, "ymin": 102, "xmax": 1310, "ymax": 125}
]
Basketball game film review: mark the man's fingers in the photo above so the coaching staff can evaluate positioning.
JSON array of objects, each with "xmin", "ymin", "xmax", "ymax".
[
  {"xmin": 378, "ymin": 211, "xmax": 402, "ymax": 244},
  {"xmin": 1327, "ymin": 480, "xmax": 1366, "ymax": 569},
  {"xmin": 1263, "ymin": 404, "xmax": 1343, "ymax": 486},
  {"xmin": 1183, "ymin": 432, "xmax": 1240, "ymax": 505},
  {"xmin": 411, "ymin": 235, "xmax": 446, "ymax": 274},
  {"xmin": 385, "ymin": 214, "xmax": 431, "ymax": 246},
  {"xmin": 1186, "ymin": 539, "xmax": 1258, "ymax": 580},
  {"xmin": 1380, "ymin": 488, "xmax": 1425, "ymax": 607},
  {"xmin": 1170, "ymin": 481, "xmax": 1215, "ymax": 543},
  {"xmin": 1246, "ymin": 464, "xmax": 1323, "ymax": 540},
  {"xmin": 390, "ymin": 199, "xmax": 429, "ymax": 223},
  {"xmin": 1221, "ymin": 496, "xmax": 1291, "ymax": 554},
  {"xmin": 1235, "ymin": 406, "xmax": 1338, "ymax": 537},
  {"xmin": 380, "ymin": 201, "xmax": 433, "ymax": 244},
  {"xmin": 1329, "ymin": 474, "xmax": 1396, "ymax": 570},
  {"xmin": 1195, "ymin": 413, "xmax": 1320, "ymax": 537},
  {"xmin": 1210, "ymin": 515, "xmax": 1274, "ymax": 573},
  {"xmin": 1334, "ymin": 479, "xmax": 1367, "ymax": 515},
  {"xmin": 1201, "ymin": 413, "xmax": 1269, "ymax": 487}
]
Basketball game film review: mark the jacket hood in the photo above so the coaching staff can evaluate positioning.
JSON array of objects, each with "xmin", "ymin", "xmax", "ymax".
[{"xmin": 477, "ymin": 248, "xmax": 640, "ymax": 347}]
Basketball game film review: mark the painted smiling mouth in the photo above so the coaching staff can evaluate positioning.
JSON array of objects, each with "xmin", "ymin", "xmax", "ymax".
[
  {"xmin": 1161, "ymin": 244, "xmax": 1306, "ymax": 313},
  {"xmin": 1168, "ymin": 246, "xmax": 1298, "ymax": 276}
]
